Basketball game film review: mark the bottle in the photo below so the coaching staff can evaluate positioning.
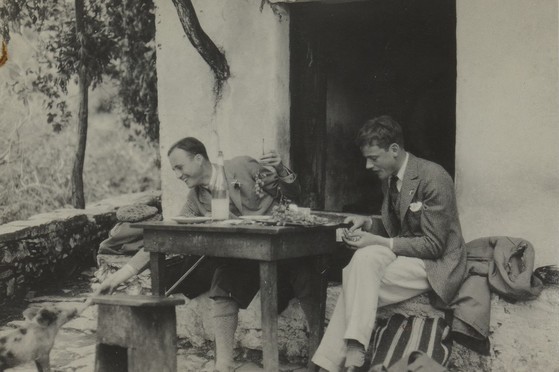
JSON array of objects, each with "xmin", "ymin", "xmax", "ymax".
[{"xmin": 211, "ymin": 151, "xmax": 229, "ymax": 220}]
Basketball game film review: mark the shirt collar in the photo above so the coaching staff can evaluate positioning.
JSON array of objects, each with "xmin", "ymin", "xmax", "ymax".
[
  {"xmin": 201, "ymin": 164, "xmax": 216, "ymax": 191},
  {"xmin": 393, "ymin": 152, "xmax": 409, "ymax": 192}
]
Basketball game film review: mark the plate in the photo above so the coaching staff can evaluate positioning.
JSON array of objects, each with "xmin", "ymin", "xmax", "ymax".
[
  {"xmin": 171, "ymin": 216, "xmax": 213, "ymax": 224},
  {"xmin": 238, "ymin": 215, "xmax": 273, "ymax": 223}
]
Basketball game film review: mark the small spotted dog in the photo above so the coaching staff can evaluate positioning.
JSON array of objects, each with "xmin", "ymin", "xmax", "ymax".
[{"xmin": 0, "ymin": 304, "xmax": 82, "ymax": 372}]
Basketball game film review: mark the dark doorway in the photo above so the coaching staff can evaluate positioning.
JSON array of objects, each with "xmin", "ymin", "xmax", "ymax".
[{"xmin": 290, "ymin": 0, "xmax": 456, "ymax": 214}]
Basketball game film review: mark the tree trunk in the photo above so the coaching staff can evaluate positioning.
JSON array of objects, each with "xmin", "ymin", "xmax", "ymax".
[{"xmin": 71, "ymin": 0, "xmax": 88, "ymax": 209}]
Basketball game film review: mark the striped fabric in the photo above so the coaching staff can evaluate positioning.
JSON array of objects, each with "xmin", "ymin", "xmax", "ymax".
[{"xmin": 370, "ymin": 314, "xmax": 452, "ymax": 369}]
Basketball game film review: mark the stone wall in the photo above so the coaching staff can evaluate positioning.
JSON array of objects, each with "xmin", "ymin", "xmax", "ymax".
[{"xmin": 0, "ymin": 191, "xmax": 160, "ymax": 302}]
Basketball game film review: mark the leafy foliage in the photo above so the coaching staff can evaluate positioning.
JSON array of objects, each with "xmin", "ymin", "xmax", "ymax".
[
  {"xmin": 105, "ymin": 0, "xmax": 159, "ymax": 141},
  {"xmin": 0, "ymin": 0, "xmax": 161, "ymax": 218},
  {"xmin": 0, "ymin": 75, "xmax": 161, "ymax": 224},
  {"xmin": 0, "ymin": 0, "xmax": 159, "ymax": 140}
]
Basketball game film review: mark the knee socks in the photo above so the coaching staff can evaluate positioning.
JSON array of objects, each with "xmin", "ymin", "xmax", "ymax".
[{"xmin": 212, "ymin": 298, "xmax": 239, "ymax": 372}]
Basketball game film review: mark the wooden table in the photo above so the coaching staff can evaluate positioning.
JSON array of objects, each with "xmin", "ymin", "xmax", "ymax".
[{"xmin": 135, "ymin": 221, "xmax": 339, "ymax": 371}]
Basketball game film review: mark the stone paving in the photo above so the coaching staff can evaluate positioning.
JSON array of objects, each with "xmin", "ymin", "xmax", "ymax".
[{"xmin": 0, "ymin": 267, "xmax": 308, "ymax": 372}]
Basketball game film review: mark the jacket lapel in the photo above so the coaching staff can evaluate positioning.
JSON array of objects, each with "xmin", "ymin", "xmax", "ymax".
[
  {"xmin": 224, "ymin": 162, "xmax": 243, "ymax": 215},
  {"xmin": 399, "ymin": 153, "xmax": 420, "ymax": 225}
]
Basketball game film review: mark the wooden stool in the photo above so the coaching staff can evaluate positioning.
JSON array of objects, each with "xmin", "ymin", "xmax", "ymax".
[{"xmin": 92, "ymin": 295, "xmax": 185, "ymax": 372}]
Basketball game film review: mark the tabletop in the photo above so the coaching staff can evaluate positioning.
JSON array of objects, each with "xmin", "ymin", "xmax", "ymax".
[
  {"xmin": 135, "ymin": 220, "xmax": 341, "ymax": 261},
  {"xmin": 135, "ymin": 220, "xmax": 341, "ymax": 233}
]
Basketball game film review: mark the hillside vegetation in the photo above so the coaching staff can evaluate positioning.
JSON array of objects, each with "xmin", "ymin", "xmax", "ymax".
[{"xmin": 0, "ymin": 33, "xmax": 160, "ymax": 225}]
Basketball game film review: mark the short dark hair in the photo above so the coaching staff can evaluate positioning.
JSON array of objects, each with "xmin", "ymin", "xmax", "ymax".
[
  {"xmin": 356, "ymin": 115, "xmax": 405, "ymax": 150},
  {"xmin": 167, "ymin": 137, "xmax": 209, "ymax": 160}
]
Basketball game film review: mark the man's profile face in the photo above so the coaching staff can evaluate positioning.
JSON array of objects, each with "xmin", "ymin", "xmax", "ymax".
[
  {"xmin": 168, "ymin": 148, "xmax": 204, "ymax": 188},
  {"xmin": 361, "ymin": 143, "xmax": 399, "ymax": 180}
]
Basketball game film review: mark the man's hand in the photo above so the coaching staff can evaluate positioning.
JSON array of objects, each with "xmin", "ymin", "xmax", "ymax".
[
  {"xmin": 92, "ymin": 264, "xmax": 137, "ymax": 297},
  {"xmin": 259, "ymin": 150, "xmax": 285, "ymax": 172},
  {"xmin": 93, "ymin": 278, "xmax": 117, "ymax": 296},
  {"xmin": 342, "ymin": 230, "xmax": 389, "ymax": 250},
  {"xmin": 344, "ymin": 215, "xmax": 373, "ymax": 232}
]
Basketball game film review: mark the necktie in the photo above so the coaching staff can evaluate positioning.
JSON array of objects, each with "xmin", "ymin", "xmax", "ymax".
[{"xmin": 389, "ymin": 175, "xmax": 400, "ymax": 233}]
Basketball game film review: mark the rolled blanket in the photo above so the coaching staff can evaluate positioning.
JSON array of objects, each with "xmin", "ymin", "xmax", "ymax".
[{"xmin": 116, "ymin": 204, "xmax": 161, "ymax": 223}]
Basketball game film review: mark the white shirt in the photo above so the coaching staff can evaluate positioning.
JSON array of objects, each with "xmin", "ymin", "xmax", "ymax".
[{"xmin": 391, "ymin": 152, "xmax": 409, "ymax": 192}]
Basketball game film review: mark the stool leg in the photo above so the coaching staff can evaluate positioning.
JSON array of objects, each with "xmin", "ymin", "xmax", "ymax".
[
  {"xmin": 95, "ymin": 304, "xmax": 179, "ymax": 372},
  {"xmin": 127, "ymin": 307, "xmax": 178, "ymax": 372}
]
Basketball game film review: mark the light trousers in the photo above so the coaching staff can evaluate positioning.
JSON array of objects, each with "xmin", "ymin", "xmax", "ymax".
[{"xmin": 312, "ymin": 245, "xmax": 430, "ymax": 372}]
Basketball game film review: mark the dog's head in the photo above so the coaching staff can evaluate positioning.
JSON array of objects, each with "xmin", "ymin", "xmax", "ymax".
[{"xmin": 23, "ymin": 305, "xmax": 78, "ymax": 328}]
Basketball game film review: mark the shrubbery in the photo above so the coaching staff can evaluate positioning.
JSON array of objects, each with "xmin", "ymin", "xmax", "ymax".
[
  {"xmin": 0, "ymin": 34, "xmax": 160, "ymax": 225},
  {"xmin": 0, "ymin": 101, "xmax": 161, "ymax": 225}
]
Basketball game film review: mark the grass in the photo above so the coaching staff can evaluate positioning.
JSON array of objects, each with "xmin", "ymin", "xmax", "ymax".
[
  {"xmin": 0, "ymin": 79, "xmax": 161, "ymax": 225},
  {"xmin": 0, "ymin": 32, "xmax": 161, "ymax": 225}
]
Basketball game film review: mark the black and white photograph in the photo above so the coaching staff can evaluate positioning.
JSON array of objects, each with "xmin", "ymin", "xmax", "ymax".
[{"xmin": 1, "ymin": 0, "xmax": 558, "ymax": 371}]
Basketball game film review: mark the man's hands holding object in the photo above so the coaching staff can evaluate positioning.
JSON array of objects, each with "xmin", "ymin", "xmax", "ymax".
[{"xmin": 337, "ymin": 215, "xmax": 387, "ymax": 250}]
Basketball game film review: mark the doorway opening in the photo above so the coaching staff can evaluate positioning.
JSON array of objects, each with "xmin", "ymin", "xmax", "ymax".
[{"xmin": 290, "ymin": 0, "xmax": 456, "ymax": 214}]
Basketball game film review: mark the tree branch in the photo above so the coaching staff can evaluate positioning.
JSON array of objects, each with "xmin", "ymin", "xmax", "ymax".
[
  {"xmin": 0, "ymin": 40, "xmax": 7, "ymax": 67},
  {"xmin": 170, "ymin": 0, "xmax": 230, "ymax": 100}
]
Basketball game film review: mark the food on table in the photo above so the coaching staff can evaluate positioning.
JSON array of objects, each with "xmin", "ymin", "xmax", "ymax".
[{"xmin": 271, "ymin": 204, "xmax": 330, "ymax": 226}]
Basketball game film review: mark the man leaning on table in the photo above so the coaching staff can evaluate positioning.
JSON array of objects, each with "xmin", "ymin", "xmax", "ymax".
[
  {"xmin": 95, "ymin": 137, "xmax": 315, "ymax": 372},
  {"xmin": 312, "ymin": 116, "xmax": 467, "ymax": 371}
]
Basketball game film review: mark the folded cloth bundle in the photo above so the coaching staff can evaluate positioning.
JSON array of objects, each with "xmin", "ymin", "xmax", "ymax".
[{"xmin": 116, "ymin": 204, "xmax": 161, "ymax": 223}]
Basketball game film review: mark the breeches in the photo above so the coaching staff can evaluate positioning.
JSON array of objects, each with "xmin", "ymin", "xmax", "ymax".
[{"xmin": 209, "ymin": 257, "xmax": 314, "ymax": 311}]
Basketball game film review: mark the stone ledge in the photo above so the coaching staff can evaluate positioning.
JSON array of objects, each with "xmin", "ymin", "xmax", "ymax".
[
  {"xmin": 0, "ymin": 191, "xmax": 161, "ymax": 301},
  {"xmin": 0, "ymin": 191, "xmax": 161, "ymax": 243}
]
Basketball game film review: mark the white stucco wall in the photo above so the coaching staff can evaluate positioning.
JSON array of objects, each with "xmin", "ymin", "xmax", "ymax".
[
  {"xmin": 456, "ymin": 0, "xmax": 559, "ymax": 266},
  {"xmin": 155, "ymin": 0, "xmax": 290, "ymax": 216},
  {"xmin": 156, "ymin": 0, "xmax": 558, "ymax": 266}
]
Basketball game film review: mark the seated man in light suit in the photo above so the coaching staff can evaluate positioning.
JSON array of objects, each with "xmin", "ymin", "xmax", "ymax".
[
  {"xmin": 312, "ymin": 116, "xmax": 467, "ymax": 371},
  {"xmin": 96, "ymin": 137, "xmax": 314, "ymax": 372}
]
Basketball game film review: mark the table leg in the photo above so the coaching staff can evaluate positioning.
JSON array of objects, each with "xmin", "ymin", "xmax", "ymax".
[
  {"xmin": 307, "ymin": 256, "xmax": 328, "ymax": 371},
  {"xmin": 260, "ymin": 261, "xmax": 279, "ymax": 371},
  {"xmin": 150, "ymin": 252, "xmax": 166, "ymax": 297}
]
